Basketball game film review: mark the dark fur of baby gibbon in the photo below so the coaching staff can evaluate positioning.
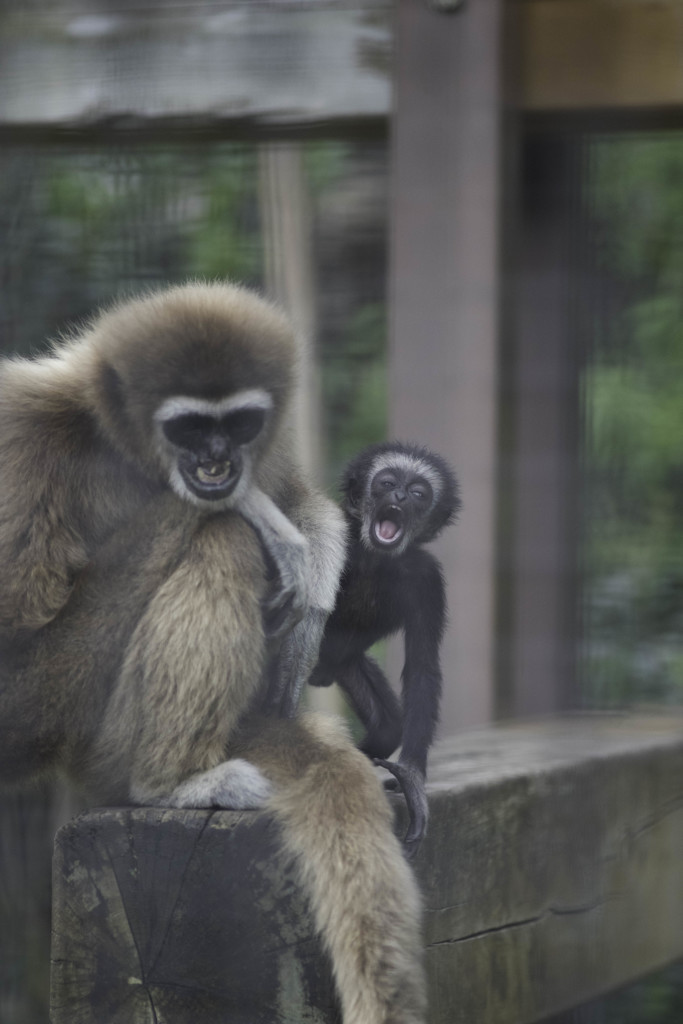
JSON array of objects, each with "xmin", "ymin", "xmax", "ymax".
[
  {"xmin": 310, "ymin": 441, "xmax": 460, "ymax": 856},
  {"xmin": 0, "ymin": 282, "xmax": 425, "ymax": 1024}
]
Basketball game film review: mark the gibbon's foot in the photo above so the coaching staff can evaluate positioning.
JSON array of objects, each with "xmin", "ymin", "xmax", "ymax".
[
  {"xmin": 164, "ymin": 759, "xmax": 273, "ymax": 809},
  {"xmin": 374, "ymin": 758, "xmax": 428, "ymax": 860}
]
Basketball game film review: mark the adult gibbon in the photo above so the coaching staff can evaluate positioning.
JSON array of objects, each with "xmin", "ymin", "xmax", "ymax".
[
  {"xmin": 310, "ymin": 441, "xmax": 460, "ymax": 856},
  {"xmin": 0, "ymin": 284, "xmax": 425, "ymax": 1024}
]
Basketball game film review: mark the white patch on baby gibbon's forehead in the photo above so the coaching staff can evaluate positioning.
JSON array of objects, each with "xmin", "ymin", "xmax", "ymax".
[
  {"xmin": 369, "ymin": 451, "xmax": 442, "ymax": 502},
  {"xmin": 154, "ymin": 388, "xmax": 274, "ymax": 425}
]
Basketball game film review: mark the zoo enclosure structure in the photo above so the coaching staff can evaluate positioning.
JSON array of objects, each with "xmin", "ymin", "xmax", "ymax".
[{"xmin": 2, "ymin": 1, "xmax": 683, "ymax": 1021}]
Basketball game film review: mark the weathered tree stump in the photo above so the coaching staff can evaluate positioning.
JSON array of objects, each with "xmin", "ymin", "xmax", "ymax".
[{"xmin": 51, "ymin": 808, "xmax": 339, "ymax": 1024}]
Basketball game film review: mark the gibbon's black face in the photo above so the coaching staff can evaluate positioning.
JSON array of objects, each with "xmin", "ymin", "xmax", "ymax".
[
  {"xmin": 343, "ymin": 442, "xmax": 460, "ymax": 555},
  {"xmin": 154, "ymin": 389, "xmax": 273, "ymax": 506},
  {"xmin": 369, "ymin": 467, "xmax": 434, "ymax": 552}
]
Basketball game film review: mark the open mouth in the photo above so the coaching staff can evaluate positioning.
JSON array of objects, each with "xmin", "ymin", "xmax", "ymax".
[
  {"xmin": 372, "ymin": 506, "xmax": 404, "ymax": 548},
  {"xmin": 180, "ymin": 456, "xmax": 240, "ymax": 501},
  {"xmin": 195, "ymin": 461, "xmax": 232, "ymax": 487}
]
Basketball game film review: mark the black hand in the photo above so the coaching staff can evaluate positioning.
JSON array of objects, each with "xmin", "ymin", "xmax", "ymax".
[
  {"xmin": 264, "ymin": 607, "xmax": 328, "ymax": 718},
  {"xmin": 261, "ymin": 581, "xmax": 303, "ymax": 641},
  {"xmin": 374, "ymin": 758, "xmax": 428, "ymax": 859},
  {"xmin": 259, "ymin": 545, "xmax": 306, "ymax": 642}
]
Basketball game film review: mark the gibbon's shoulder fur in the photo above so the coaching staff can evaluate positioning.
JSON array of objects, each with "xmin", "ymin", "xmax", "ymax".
[{"xmin": 0, "ymin": 281, "xmax": 425, "ymax": 1024}]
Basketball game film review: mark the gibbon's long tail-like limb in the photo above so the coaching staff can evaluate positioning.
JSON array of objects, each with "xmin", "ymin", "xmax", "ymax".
[{"xmin": 233, "ymin": 712, "xmax": 426, "ymax": 1024}]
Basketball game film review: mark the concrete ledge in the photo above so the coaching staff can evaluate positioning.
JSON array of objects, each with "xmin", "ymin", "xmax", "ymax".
[{"xmin": 50, "ymin": 714, "xmax": 683, "ymax": 1023}]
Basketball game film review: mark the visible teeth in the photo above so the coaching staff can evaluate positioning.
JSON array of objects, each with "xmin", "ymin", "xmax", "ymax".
[{"xmin": 196, "ymin": 462, "xmax": 230, "ymax": 484}]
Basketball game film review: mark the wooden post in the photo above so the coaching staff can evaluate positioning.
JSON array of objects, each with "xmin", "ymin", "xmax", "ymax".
[
  {"xmin": 259, "ymin": 143, "xmax": 323, "ymax": 483},
  {"xmin": 389, "ymin": 0, "xmax": 507, "ymax": 730}
]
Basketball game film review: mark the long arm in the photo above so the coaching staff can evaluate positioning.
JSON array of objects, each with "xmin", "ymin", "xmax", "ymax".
[
  {"xmin": 277, "ymin": 485, "xmax": 348, "ymax": 714},
  {"xmin": 238, "ymin": 478, "xmax": 347, "ymax": 718},
  {"xmin": 377, "ymin": 554, "xmax": 447, "ymax": 856},
  {"xmin": 324, "ymin": 654, "xmax": 404, "ymax": 761},
  {"xmin": 398, "ymin": 556, "xmax": 447, "ymax": 775},
  {"xmin": 235, "ymin": 484, "xmax": 312, "ymax": 642}
]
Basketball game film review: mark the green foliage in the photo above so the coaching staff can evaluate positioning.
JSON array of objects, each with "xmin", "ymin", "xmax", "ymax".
[
  {"xmin": 303, "ymin": 141, "xmax": 348, "ymax": 197},
  {"xmin": 584, "ymin": 136, "xmax": 683, "ymax": 704},
  {"xmin": 302, "ymin": 140, "xmax": 389, "ymax": 492},
  {"xmin": 572, "ymin": 961, "xmax": 683, "ymax": 1024},
  {"xmin": 185, "ymin": 151, "xmax": 262, "ymax": 283},
  {"xmin": 592, "ymin": 137, "xmax": 683, "ymax": 287},
  {"xmin": 322, "ymin": 302, "xmax": 388, "ymax": 487},
  {"xmin": 0, "ymin": 145, "xmax": 263, "ymax": 357}
]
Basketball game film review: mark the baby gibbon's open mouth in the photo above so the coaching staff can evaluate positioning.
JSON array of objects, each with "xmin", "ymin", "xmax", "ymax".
[{"xmin": 372, "ymin": 506, "xmax": 404, "ymax": 548}]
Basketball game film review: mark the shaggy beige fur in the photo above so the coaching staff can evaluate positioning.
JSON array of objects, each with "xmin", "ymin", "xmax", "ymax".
[{"xmin": 0, "ymin": 282, "xmax": 425, "ymax": 1024}]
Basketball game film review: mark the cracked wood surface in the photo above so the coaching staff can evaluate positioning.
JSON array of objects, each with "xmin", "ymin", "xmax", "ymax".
[
  {"xmin": 419, "ymin": 713, "xmax": 683, "ymax": 1022},
  {"xmin": 51, "ymin": 713, "xmax": 683, "ymax": 1023},
  {"xmin": 51, "ymin": 809, "xmax": 338, "ymax": 1024}
]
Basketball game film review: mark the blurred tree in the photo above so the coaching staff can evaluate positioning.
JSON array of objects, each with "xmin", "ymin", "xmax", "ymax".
[
  {"xmin": 583, "ymin": 136, "xmax": 683, "ymax": 704},
  {"xmin": 305, "ymin": 141, "xmax": 389, "ymax": 489},
  {"xmin": 0, "ymin": 146, "xmax": 263, "ymax": 357}
]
